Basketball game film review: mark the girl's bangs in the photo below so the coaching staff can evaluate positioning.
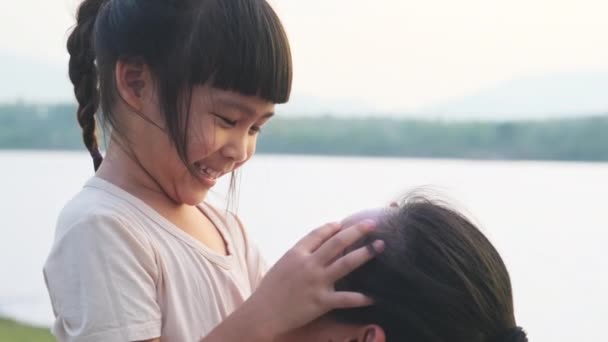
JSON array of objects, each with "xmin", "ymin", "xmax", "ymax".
[{"xmin": 186, "ymin": 0, "xmax": 292, "ymax": 104}]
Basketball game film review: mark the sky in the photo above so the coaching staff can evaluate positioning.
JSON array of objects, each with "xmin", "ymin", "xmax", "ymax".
[{"xmin": 1, "ymin": 0, "xmax": 608, "ymax": 116}]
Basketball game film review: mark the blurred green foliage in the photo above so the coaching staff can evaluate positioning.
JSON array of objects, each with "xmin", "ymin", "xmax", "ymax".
[
  {"xmin": 1, "ymin": 103, "xmax": 607, "ymax": 161},
  {"xmin": 0, "ymin": 318, "xmax": 54, "ymax": 342}
]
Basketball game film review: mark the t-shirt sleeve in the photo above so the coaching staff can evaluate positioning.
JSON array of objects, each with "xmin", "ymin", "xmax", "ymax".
[
  {"xmin": 231, "ymin": 214, "xmax": 268, "ymax": 289},
  {"xmin": 43, "ymin": 214, "xmax": 162, "ymax": 342}
]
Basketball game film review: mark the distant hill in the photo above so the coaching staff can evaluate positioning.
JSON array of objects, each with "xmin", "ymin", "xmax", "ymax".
[
  {"xmin": 277, "ymin": 93, "xmax": 378, "ymax": 117},
  {"xmin": 2, "ymin": 52, "xmax": 607, "ymax": 122},
  {"xmin": 281, "ymin": 71, "xmax": 608, "ymax": 120},
  {"xmin": 423, "ymin": 71, "xmax": 608, "ymax": 120}
]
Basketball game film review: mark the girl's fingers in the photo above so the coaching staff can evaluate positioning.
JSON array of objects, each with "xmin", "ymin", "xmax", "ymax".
[
  {"xmin": 294, "ymin": 222, "xmax": 342, "ymax": 252},
  {"xmin": 326, "ymin": 240, "xmax": 384, "ymax": 280},
  {"xmin": 313, "ymin": 220, "xmax": 376, "ymax": 264},
  {"xmin": 325, "ymin": 291, "xmax": 374, "ymax": 309}
]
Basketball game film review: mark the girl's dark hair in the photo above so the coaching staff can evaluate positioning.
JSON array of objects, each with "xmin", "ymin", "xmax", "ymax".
[
  {"xmin": 332, "ymin": 196, "xmax": 528, "ymax": 342},
  {"xmin": 67, "ymin": 0, "xmax": 292, "ymax": 170}
]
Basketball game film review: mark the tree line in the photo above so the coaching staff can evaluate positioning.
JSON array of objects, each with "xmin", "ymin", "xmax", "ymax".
[{"xmin": 1, "ymin": 103, "xmax": 607, "ymax": 161}]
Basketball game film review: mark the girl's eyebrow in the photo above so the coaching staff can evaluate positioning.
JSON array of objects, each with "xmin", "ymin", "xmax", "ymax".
[{"xmin": 217, "ymin": 98, "xmax": 274, "ymax": 119}]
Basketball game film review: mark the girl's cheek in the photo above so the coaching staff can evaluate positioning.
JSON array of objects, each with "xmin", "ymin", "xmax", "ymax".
[
  {"xmin": 247, "ymin": 145, "xmax": 256, "ymax": 159},
  {"xmin": 248, "ymin": 138, "xmax": 258, "ymax": 156},
  {"xmin": 188, "ymin": 113, "xmax": 217, "ymax": 144},
  {"xmin": 187, "ymin": 126, "xmax": 217, "ymax": 158}
]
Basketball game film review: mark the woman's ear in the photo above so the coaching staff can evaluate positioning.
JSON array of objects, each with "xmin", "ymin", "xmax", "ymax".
[
  {"xmin": 115, "ymin": 58, "xmax": 151, "ymax": 112},
  {"xmin": 358, "ymin": 325, "xmax": 385, "ymax": 342}
]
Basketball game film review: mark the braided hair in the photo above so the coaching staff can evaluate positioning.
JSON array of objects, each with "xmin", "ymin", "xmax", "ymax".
[{"xmin": 67, "ymin": 0, "xmax": 106, "ymax": 171}]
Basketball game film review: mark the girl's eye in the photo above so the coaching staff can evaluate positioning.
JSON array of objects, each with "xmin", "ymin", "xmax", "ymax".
[
  {"xmin": 222, "ymin": 117, "xmax": 237, "ymax": 126},
  {"xmin": 213, "ymin": 113, "xmax": 237, "ymax": 127},
  {"xmin": 212, "ymin": 112, "xmax": 262, "ymax": 135},
  {"xmin": 249, "ymin": 126, "xmax": 262, "ymax": 135}
]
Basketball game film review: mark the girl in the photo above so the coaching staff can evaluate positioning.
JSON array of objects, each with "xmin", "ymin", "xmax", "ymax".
[
  {"xmin": 43, "ymin": 0, "xmax": 383, "ymax": 341},
  {"xmin": 281, "ymin": 197, "xmax": 528, "ymax": 342}
]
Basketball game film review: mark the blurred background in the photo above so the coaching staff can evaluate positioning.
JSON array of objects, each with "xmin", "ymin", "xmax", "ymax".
[{"xmin": 1, "ymin": 0, "xmax": 607, "ymax": 340}]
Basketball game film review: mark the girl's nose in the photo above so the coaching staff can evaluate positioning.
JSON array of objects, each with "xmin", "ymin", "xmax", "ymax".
[{"xmin": 222, "ymin": 132, "xmax": 249, "ymax": 163}]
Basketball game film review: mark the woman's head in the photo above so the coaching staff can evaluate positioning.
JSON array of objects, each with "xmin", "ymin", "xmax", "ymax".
[
  {"xmin": 284, "ymin": 196, "xmax": 527, "ymax": 342},
  {"xmin": 68, "ymin": 0, "xmax": 291, "ymax": 204}
]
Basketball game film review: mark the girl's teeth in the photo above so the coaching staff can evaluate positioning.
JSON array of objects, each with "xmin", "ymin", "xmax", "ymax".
[
  {"xmin": 201, "ymin": 166, "xmax": 220, "ymax": 178},
  {"xmin": 194, "ymin": 162, "xmax": 223, "ymax": 178}
]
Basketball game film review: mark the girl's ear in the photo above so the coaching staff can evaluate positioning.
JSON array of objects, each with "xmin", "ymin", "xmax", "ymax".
[
  {"xmin": 357, "ymin": 325, "xmax": 386, "ymax": 342},
  {"xmin": 115, "ymin": 58, "xmax": 151, "ymax": 112}
]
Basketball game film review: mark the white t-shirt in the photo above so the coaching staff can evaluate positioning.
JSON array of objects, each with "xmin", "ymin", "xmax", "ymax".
[{"xmin": 43, "ymin": 177, "xmax": 267, "ymax": 342}]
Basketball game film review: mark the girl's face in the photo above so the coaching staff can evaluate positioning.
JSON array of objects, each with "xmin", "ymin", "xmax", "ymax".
[{"xmin": 133, "ymin": 83, "xmax": 274, "ymax": 205}]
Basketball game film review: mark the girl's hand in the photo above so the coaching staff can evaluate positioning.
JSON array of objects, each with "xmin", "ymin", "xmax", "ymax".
[{"xmin": 247, "ymin": 220, "xmax": 384, "ymax": 338}]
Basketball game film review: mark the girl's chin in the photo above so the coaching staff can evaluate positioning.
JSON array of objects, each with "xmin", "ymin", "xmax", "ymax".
[{"xmin": 174, "ymin": 187, "xmax": 210, "ymax": 206}]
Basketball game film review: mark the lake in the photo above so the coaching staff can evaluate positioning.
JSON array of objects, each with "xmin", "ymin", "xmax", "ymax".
[{"xmin": 0, "ymin": 151, "xmax": 606, "ymax": 341}]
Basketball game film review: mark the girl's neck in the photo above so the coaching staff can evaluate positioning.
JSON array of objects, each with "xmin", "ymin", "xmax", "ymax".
[
  {"xmin": 96, "ymin": 140, "xmax": 228, "ymax": 255},
  {"xmin": 96, "ymin": 139, "xmax": 185, "ymax": 211}
]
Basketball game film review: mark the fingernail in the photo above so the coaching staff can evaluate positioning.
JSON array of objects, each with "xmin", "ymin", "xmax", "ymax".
[
  {"xmin": 372, "ymin": 240, "xmax": 385, "ymax": 252},
  {"xmin": 364, "ymin": 328, "xmax": 376, "ymax": 342}
]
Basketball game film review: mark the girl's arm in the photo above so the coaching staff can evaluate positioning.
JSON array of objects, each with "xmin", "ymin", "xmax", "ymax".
[
  {"xmin": 137, "ymin": 220, "xmax": 381, "ymax": 342},
  {"xmin": 207, "ymin": 221, "xmax": 384, "ymax": 342},
  {"xmin": 205, "ymin": 220, "xmax": 381, "ymax": 342}
]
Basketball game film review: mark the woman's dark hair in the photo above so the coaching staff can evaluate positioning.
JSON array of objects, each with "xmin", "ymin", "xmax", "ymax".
[
  {"xmin": 332, "ymin": 196, "xmax": 528, "ymax": 342},
  {"xmin": 67, "ymin": 0, "xmax": 292, "ymax": 170}
]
